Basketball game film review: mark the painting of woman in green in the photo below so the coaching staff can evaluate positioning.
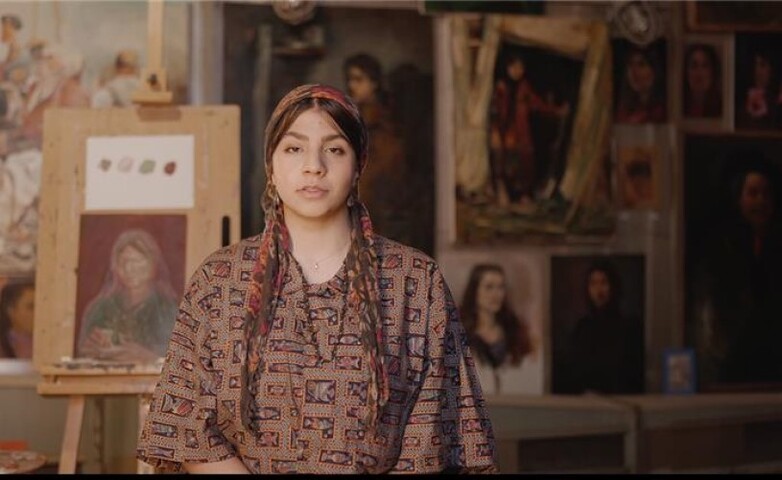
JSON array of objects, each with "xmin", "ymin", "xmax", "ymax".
[{"xmin": 77, "ymin": 229, "xmax": 179, "ymax": 362}]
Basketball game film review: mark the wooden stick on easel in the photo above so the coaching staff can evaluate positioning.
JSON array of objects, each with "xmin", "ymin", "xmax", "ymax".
[{"xmin": 132, "ymin": 0, "xmax": 173, "ymax": 105}]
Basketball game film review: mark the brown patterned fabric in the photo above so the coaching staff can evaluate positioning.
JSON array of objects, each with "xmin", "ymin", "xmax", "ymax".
[{"xmin": 137, "ymin": 235, "xmax": 499, "ymax": 473}]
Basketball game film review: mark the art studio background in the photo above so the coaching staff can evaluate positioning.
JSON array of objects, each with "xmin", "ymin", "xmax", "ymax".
[{"xmin": 2, "ymin": 0, "xmax": 782, "ymax": 474}]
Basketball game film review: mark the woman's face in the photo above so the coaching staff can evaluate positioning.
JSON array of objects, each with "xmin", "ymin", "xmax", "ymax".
[
  {"xmin": 739, "ymin": 172, "xmax": 774, "ymax": 229},
  {"xmin": 272, "ymin": 108, "xmax": 356, "ymax": 225},
  {"xmin": 476, "ymin": 270, "xmax": 506, "ymax": 316},
  {"xmin": 7, "ymin": 287, "xmax": 34, "ymax": 334},
  {"xmin": 627, "ymin": 52, "xmax": 655, "ymax": 95},
  {"xmin": 587, "ymin": 270, "xmax": 612, "ymax": 308},
  {"xmin": 116, "ymin": 245, "xmax": 155, "ymax": 290},
  {"xmin": 753, "ymin": 54, "xmax": 772, "ymax": 89},
  {"xmin": 507, "ymin": 58, "xmax": 525, "ymax": 82},
  {"xmin": 346, "ymin": 66, "xmax": 377, "ymax": 105},
  {"xmin": 687, "ymin": 49, "xmax": 714, "ymax": 95}
]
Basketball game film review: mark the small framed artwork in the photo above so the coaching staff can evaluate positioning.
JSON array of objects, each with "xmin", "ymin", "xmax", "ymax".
[
  {"xmin": 613, "ymin": 38, "xmax": 668, "ymax": 125},
  {"xmin": 616, "ymin": 145, "xmax": 660, "ymax": 210},
  {"xmin": 686, "ymin": 1, "xmax": 782, "ymax": 33},
  {"xmin": 681, "ymin": 34, "xmax": 734, "ymax": 131},
  {"xmin": 662, "ymin": 348, "xmax": 697, "ymax": 395},
  {"xmin": 734, "ymin": 33, "xmax": 782, "ymax": 131}
]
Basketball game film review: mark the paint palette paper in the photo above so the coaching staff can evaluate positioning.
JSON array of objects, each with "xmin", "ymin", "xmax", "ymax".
[{"xmin": 85, "ymin": 135, "xmax": 195, "ymax": 210}]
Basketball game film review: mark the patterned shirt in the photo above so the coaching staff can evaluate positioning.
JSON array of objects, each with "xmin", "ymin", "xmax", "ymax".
[{"xmin": 137, "ymin": 235, "xmax": 498, "ymax": 473}]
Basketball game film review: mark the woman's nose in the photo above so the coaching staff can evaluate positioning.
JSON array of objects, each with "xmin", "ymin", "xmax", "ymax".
[{"xmin": 302, "ymin": 148, "xmax": 325, "ymax": 175}]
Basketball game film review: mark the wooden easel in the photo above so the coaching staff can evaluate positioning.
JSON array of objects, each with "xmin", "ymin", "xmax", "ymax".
[
  {"xmin": 38, "ymin": 368, "xmax": 160, "ymax": 474},
  {"xmin": 32, "ymin": 0, "xmax": 239, "ymax": 474},
  {"xmin": 49, "ymin": 1, "xmax": 170, "ymax": 473}
]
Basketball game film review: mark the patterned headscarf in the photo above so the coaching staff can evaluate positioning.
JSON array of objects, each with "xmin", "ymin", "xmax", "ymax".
[{"xmin": 240, "ymin": 84, "xmax": 388, "ymax": 435}]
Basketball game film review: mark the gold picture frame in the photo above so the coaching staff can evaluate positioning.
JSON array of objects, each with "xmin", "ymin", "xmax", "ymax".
[{"xmin": 452, "ymin": 15, "xmax": 614, "ymax": 243}]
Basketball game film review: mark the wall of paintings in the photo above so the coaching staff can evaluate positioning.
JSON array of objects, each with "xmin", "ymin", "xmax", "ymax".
[{"xmin": 437, "ymin": 0, "xmax": 782, "ymax": 396}]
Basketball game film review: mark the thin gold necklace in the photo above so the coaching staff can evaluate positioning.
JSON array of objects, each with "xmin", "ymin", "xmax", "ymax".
[{"xmin": 309, "ymin": 237, "xmax": 350, "ymax": 270}]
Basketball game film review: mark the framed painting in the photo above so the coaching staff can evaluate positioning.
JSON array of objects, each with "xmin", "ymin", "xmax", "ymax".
[
  {"xmin": 0, "ymin": 1, "xmax": 190, "ymax": 277},
  {"xmin": 616, "ymin": 145, "xmax": 660, "ymax": 210},
  {"xmin": 686, "ymin": 1, "xmax": 782, "ymax": 32},
  {"xmin": 612, "ymin": 38, "xmax": 668, "ymax": 125},
  {"xmin": 734, "ymin": 33, "xmax": 782, "ymax": 132},
  {"xmin": 684, "ymin": 134, "xmax": 782, "ymax": 392},
  {"xmin": 662, "ymin": 347, "xmax": 696, "ymax": 395},
  {"xmin": 550, "ymin": 254, "xmax": 646, "ymax": 395},
  {"xmin": 452, "ymin": 16, "xmax": 614, "ymax": 243},
  {"xmin": 680, "ymin": 34, "xmax": 733, "ymax": 131},
  {"xmin": 223, "ymin": 3, "xmax": 435, "ymax": 255},
  {"xmin": 439, "ymin": 249, "xmax": 545, "ymax": 395}
]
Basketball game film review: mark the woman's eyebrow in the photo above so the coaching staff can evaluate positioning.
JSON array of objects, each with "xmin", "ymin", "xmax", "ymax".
[{"xmin": 282, "ymin": 132, "xmax": 345, "ymax": 142}]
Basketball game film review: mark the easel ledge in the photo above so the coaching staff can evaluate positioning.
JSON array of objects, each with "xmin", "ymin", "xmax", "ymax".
[{"xmin": 38, "ymin": 370, "xmax": 159, "ymax": 396}]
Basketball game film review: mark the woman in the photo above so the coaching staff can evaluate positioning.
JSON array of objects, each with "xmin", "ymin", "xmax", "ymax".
[
  {"xmin": 342, "ymin": 53, "xmax": 408, "ymax": 244},
  {"xmin": 693, "ymin": 154, "xmax": 782, "ymax": 385},
  {"xmin": 0, "ymin": 279, "xmax": 35, "ymax": 359},
  {"xmin": 615, "ymin": 46, "xmax": 666, "ymax": 124},
  {"xmin": 489, "ymin": 53, "xmax": 569, "ymax": 207},
  {"xmin": 77, "ymin": 229, "xmax": 179, "ymax": 362},
  {"xmin": 683, "ymin": 44, "xmax": 722, "ymax": 118},
  {"xmin": 459, "ymin": 264, "xmax": 533, "ymax": 395},
  {"xmin": 137, "ymin": 85, "xmax": 498, "ymax": 474},
  {"xmin": 563, "ymin": 261, "xmax": 644, "ymax": 394}
]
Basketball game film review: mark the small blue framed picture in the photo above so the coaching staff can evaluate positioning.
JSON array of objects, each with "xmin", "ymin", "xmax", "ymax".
[{"xmin": 662, "ymin": 348, "xmax": 697, "ymax": 395}]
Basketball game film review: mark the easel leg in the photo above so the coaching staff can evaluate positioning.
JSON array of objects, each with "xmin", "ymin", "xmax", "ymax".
[{"xmin": 59, "ymin": 395, "xmax": 86, "ymax": 474}]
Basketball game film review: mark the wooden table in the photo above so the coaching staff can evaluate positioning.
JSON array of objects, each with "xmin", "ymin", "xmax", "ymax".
[{"xmin": 0, "ymin": 450, "xmax": 47, "ymax": 474}]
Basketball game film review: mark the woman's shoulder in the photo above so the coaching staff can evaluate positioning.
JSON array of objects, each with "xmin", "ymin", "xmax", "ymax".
[
  {"xmin": 372, "ymin": 234, "xmax": 439, "ymax": 273},
  {"xmin": 191, "ymin": 235, "xmax": 263, "ymax": 283},
  {"xmin": 200, "ymin": 235, "xmax": 261, "ymax": 264}
]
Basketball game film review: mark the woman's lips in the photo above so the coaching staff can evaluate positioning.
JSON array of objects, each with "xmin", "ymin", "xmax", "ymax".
[{"xmin": 298, "ymin": 186, "xmax": 328, "ymax": 199}]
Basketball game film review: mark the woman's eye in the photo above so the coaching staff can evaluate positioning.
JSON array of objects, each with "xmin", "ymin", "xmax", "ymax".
[
  {"xmin": 326, "ymin": 146, "xmax": 346, "ymax": 155},
  {"xmin": 284, "ymin": 145, "xmax": 302, "ymax": 154}
]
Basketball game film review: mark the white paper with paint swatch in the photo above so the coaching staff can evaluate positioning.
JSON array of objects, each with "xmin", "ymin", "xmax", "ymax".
[{"xmin": 84, "ymin": 135, "xmax": 195, "ymax": 210}]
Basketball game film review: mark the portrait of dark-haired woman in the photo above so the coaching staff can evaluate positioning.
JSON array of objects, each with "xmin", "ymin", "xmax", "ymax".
[
  {"xmin": 683, "ymin": 43, "xmax": 723, "ymax": 119},
  {"xmin": 459, "ymin": 264, "xmax": 533, "ymax": 393},
  {"xmin": 691, "ymin": 150, "xmax": 782, "ymax": 386},
  {"xmin": 0, "ymin": 279, "xmax": 35, "ymax": 359},
  {"xmin": 615, "ymin": 40, "xmax": 667, "ymax": 124},
  {"xmin": 557, "ymin": 260, "xmax": 644, "ymax": 394}
]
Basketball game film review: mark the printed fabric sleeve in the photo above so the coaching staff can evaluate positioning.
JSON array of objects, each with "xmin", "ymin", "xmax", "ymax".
[
  {"xmin": 396, "ymin": 265, "xmax": 500, "ymax": 473},
  {"xmin": 136, "ymin": 265, "xmax": 237, "ymax": 472}
]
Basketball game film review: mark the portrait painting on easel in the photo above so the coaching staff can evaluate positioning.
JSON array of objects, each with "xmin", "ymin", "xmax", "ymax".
[{"xmin": 73, "ymin": 214, "xmax": 186, "ymax": 363}]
